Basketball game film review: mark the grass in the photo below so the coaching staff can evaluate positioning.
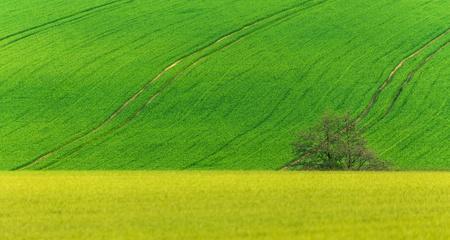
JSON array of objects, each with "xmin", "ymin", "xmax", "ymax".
[
  {"xmin": 366, "ymin": 44, "xmax": 450, "ymax": 170},
  {"xmin": 1, "ymin": 171, "xmax": 449, "ymax": 239},
  {"xmin": 0, "ymin": 0, "xmax": 449, "ymax": 170}
]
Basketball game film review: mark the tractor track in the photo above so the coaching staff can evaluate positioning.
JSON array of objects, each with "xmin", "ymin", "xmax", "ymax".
[
  {"xmin": 373, "ymin": 41, "xmax": 449, "ymax": 126},
  {"xmin": 14, "ymin": 0, "xmax": 329, "ymax": 170},
  {"xmin": 281, "ymin": 28, "xmax": 450, "ymax": 170},
  {"xmin": 0, "ymin": 0, "xmax": 133, "ymax": 48},
  {"xmin": 354, "ymin": 28, "xmax": 450, "ymax": 123},
  {"xmin": 41, "ymin": 0, "xmax": 329, "ymax": 169}
]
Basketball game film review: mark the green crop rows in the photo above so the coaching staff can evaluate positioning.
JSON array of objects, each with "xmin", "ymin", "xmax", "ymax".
[{"xmin": 1, "ymin": 0, "xmax": 449, "ymax": 170}]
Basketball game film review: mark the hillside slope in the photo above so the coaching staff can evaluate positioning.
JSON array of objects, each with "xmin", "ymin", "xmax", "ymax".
[{"xmin": 1, "ymin": 0, "xmax": 449, "ymax": 170}]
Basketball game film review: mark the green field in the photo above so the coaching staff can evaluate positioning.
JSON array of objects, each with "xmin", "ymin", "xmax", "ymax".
[
  {"xmin": 0, "ymin": 172, "xmax": 449, "ymax": 239},
  {"xmin": 1, "ymin": 0, "xmax": 449, "ymax": 170},
  {"xmin": 2, "ymin": 2, "xmax": 448, "ymax": 239}
]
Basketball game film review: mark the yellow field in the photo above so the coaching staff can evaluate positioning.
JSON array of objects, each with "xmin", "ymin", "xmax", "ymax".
[{"xmin": 1, "ymin": 172, "xmax": 449, "ymax": 239}]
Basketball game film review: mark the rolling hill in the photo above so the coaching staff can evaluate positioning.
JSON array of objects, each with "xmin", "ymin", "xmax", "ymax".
[{"xmin": 1, "ymin": 0, "xmax": 449, "ymax": 170}]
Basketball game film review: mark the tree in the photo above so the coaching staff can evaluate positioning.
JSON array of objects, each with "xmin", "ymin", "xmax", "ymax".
[{"xmin": 289, "ymin": 113, "xmax": 387, "ymax": 170}]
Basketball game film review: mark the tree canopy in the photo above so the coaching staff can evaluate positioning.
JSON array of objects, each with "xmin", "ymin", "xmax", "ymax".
[{"xmin": 289, "ymin": 113, "xmax": 387, "ymax": 170}]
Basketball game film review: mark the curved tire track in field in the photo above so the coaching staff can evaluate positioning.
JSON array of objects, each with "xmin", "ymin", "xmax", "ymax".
[
  {"xmin": 13, "ymin": 0, "xmax": 329, "ymax": 170},
  {"xmin": 354, "ymin": 28, "xmax": 450, "ymax": 123},
  {"xmin": 281, "ymin": 28, "xmax": 449, "ymax": 170},
  {"xmin": 43, "ymin": 0, "xmax": 328, "ymax": 169},
  {"xmin": 0, "ymin": 0, "xmax": 133, "ymax": 48},
  {"xmin": 377, "ymin": 42, "xmax": 449, "ymax": 122}
]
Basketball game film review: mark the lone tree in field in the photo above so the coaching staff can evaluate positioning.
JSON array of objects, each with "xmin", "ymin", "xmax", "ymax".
[{"xmin": 289, "ymin": 113, "xmax": 386, "ymax": 170}]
